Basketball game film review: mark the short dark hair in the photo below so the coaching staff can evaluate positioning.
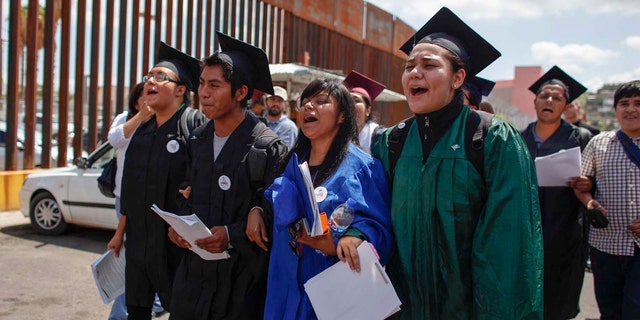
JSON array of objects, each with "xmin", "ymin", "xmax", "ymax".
[
  {"xmin": 202, "ymin": 53, "xmax": 251, "ymax": 108},
  {"xmin": 613, "ymin": 80, "xmax": 640, "ymax": 109}
]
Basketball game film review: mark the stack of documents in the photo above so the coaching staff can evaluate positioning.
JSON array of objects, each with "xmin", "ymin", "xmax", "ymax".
[
  {"xmin": 534, "ymin": 147, "xmax": 581, "ymax": 187},
  {"xmin": 304, "ymin": 241, "xmax": 401, "ymax": 319},
  {"xmin": 151, "ymin": 204, "xmax": 230, "ymax": 260},
  {"xmin": 298, "ymin": 161, "xmax": 325, "ymax": 236},
  {"xmin": 91, "ymin": 248, "xmax": 125, "ymax": 304}
]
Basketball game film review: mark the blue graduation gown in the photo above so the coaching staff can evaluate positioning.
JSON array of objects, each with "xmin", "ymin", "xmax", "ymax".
[{"xmin": 264, "ymin": 143, "xmax": 394, "ymax": 320}]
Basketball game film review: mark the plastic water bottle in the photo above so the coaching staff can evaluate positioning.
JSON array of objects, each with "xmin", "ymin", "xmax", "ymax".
[{"xmin": 329, "ymin": 198, "xmax": 356, "ymax": 240}]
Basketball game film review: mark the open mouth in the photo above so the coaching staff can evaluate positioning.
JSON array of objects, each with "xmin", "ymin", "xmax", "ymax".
[
  {"xmin": 303, "ymin": 115, "xmax": 318, "ymax": 123},
  {"xmin": 410, "ymin": 87, "xmax": 428, "ymax": 96},
  {"xmin": 542, "ymin": 108, "xmax": 554, "ymax": 113}
]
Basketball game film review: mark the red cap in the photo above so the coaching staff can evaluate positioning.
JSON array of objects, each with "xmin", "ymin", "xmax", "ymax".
[{"xmin": 343, "ymin": 70, "xmax": 386, "ymax": 102}]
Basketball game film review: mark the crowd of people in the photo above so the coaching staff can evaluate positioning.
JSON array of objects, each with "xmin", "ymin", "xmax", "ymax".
[{"xmin": 103, "ymin": 6, "xmax": 639, "ymax": 320}]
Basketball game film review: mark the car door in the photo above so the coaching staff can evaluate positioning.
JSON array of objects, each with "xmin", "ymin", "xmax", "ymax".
[{"xmin": 65, "ymin": 143, "xmax": 117, "ymax": 229}]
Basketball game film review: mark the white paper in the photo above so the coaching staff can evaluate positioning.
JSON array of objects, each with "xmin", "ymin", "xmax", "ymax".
[
  {"xmin": 304, "ymin": 241, "xmax": 402, "ymax": 320},
  {"xmin": 151, "ymin": 204, "xmax": 230, "ymax": 260},
  {"xmin": 298, "ymin": 162, "xmax": 324, "ymax": 236},
  {"xmin": 91, "ymin": 248, "xmax": 126, "ymax": 304},
  {"xmin": 534, "ymin": 147, "xmax": 582, "ymax": 187}
]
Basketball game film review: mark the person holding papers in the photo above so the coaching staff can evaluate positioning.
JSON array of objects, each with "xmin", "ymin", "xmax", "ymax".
[
  {"xmin": 116, "ymin": 43, "xmax": 206, "ymax": 320},
  {"xmin": 371, "ymin": 7, "xmax": 543, "ymax": 319},
  {"xmin": 262, "ymin": 78, "xmax": 394, "ymax": 320},
  {"xmin": 521, "ymin": 65, "xmax": 594, "ymax": 320},
  {"xmin": 166, "ymin": 32, "xmax": 287, "ymax": 320}
]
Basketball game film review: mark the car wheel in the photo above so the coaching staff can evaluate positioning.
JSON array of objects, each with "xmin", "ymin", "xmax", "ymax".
[{"xmin": 29, "ymin": 192, "xmax": 68, "ymax": 235}]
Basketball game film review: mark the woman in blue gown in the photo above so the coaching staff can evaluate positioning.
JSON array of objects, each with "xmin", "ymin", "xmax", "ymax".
[{"xmin": 262, "ymin": 78, "xmax": 395, "ymax": 320}]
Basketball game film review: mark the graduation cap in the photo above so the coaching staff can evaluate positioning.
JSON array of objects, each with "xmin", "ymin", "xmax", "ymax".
[
  {"xmin": 216, "ymin": 32, "xmax": 274, "ymax": 95},
  {"xmin": 343, "ymin": 70, "xmax": 386, "ymax": 103},
  {"xmin": 399, "ymin": 7, "xmax": 501, "ymax": 77},
  {"xmin": 462, "ymin": 76, "xmax": 495, "ymax": 106},
  {"xmin": 156, "ymin": 42, "xmax": 201, "ymax": 91},
  {"xmin": 528, "ymin": 65, "xmax": 587, "ymax": 102}
]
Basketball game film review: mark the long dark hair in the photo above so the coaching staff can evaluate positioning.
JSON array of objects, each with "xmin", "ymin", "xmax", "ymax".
[
  {"xmin": 127, "ymin": 82, "xmax": 145, "ymax": 120},
  {"xmin": 287, "ymin": 78, "xmax": 357, "ymax": 185}
]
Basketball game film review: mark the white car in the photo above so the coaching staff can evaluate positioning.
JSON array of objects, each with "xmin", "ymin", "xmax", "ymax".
[
  {"xmin": 0, "ymin": 120, "xmax": 83, "ymax": 170},
  {"xmin": 19, "ymin": 142, "xmax": 117, "ymax": 235}
]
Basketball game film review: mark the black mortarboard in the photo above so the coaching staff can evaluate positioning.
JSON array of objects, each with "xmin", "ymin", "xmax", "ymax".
[
  {"xmin": 156, "ymin": 42, "xmax": 201, "ymax": 91},
  {"xmin": 343, "ymin": 70, "xmax": 386, "ymax": 102},
  {"xmin": 216, "ymin": 32, "xmax": 274, "ymax": 95},
  {"xmin": 528, "ymin": 65, "xmax": 587, "ymax": 102},
  {"xmin": 463, "ymin": 76, "xmax": 495, "ymax": 105},
  {"xmin": 399, "ymin": 7, "xmax": 501, "ymax": 77}
]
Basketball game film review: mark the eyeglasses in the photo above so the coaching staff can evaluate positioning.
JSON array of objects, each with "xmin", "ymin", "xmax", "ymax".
[{"xmin": 142, "ymin": 73, "xmax": 179, "ymax": 84}]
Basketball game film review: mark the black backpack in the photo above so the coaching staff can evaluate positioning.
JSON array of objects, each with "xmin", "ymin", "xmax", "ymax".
[
  {"xmin": 387, "ymin": 110, "xmax": 494, "ymax": 182},
  {"xmin": 177, "ymin": 106, "xmax": 202, "ymax": 140},
  {"xmin": 246, "ymin": 123, "xmax": 282, "ymax": 189}
]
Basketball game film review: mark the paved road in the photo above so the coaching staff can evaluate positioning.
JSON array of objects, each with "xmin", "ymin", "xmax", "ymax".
[{"xmin": 0, "ymin": 210, "xmax": 600, "ymax": 319}]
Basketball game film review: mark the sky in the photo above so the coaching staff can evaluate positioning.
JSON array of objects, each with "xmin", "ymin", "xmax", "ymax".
[
  {"xmin": 366, "ymin": 0, "xmax": 640, "ymax": 92},
  {"xmin": 3, "ymin": 1, "xmax": 640, "ymax": 94}
]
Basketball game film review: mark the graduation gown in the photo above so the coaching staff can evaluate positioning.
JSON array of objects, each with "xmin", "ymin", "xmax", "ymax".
[
  {"xmin": 521, "ymin": 120, "xmax": 592, "ymax": 320},
  {"xmin": 264, "ymin": 144, "xmax": 395, "ymax": 320},
  {"xmin": 372, "ymin": 105, "xmax": 543, "ymax": 319},
  {"xmin": 120, "ymin": 105, "xmax": 205, "ymax": 309},
  {"xmin": 170, "ymin": 115, "xmax": 288, "ymax": 320}
]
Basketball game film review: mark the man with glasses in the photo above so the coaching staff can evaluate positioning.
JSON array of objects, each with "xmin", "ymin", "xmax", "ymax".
[{"xmin": 115, "ymin": 42, "xmax": 205, "ymax": 320}]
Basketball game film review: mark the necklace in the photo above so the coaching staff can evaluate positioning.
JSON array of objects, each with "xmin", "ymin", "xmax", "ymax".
[{"xmin": 309, "ymin": 165, "xmax": 320, "ymax": 186}]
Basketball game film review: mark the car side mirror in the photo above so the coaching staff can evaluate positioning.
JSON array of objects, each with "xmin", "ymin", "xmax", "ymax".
[{"xmin": 75, "ymin": 157, "xmax": 88, "ymax": 169}]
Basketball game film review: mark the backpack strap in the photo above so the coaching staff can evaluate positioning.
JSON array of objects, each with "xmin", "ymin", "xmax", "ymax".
[
  {"xmin": 247, "ymin": 122, "xmax": 281, "ymax": 189},
  {"xmin": 387, "ymin": 117, "xmax": 415, "ymax": 179},
  {"xmin": 177, "ymin": 106, "xmax": 200, "ymax": 139},
  {"xmin": 465, "ymin": 110, "xmax": 494, "ymax": 180},
  {"xmin": 386, "ymin": 111, "xmax": 493, "ymax": 185}
]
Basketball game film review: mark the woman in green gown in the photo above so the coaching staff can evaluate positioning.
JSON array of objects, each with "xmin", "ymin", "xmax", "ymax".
[{"xmin": 371, "ymin": 7, "xmax": 544, "ymax": 319}]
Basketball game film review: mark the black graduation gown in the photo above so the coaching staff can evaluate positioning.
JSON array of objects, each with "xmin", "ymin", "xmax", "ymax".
[
  {"xmin": 121, "ymin": 106, "xmax": 205, "ymax": 310},
  {"xmin": 170, "ymin": 115, "xmax": 287, "ymax": 320},
  {"xmin": 521, "ymin": 120, "xmax": 592, "ymax": 320},
  {"xmin": 574, "ymin": 119, "xmax": 601, "ymax": 136}
]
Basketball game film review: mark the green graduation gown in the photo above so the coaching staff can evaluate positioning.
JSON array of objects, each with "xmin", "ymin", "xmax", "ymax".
[{"xmin": 372, "ymin": 105, "xmax": 544, "ymax": 319}]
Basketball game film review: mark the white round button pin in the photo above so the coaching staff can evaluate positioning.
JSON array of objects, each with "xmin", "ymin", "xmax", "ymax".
[
  {"xmin": 166, "ymin": 140, "xmax": 180, "ymax": 153},
  {"xmin": 314, "ymin": 186, "xmax": 328, "ymax": 203},
  {"xmin": 218, "ymin": 175, "xmax": 231, "ymax": 191}
]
